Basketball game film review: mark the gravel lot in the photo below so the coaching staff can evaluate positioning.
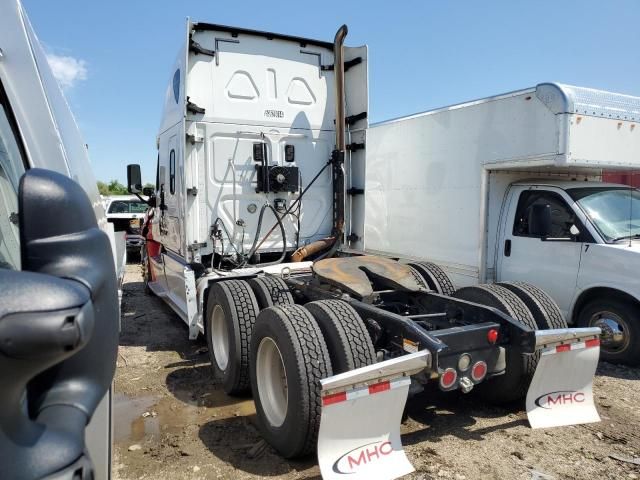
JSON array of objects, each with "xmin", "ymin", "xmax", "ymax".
[{"xmin": 114, "ymin": 264, "xmax": 640, "ymax": 480}]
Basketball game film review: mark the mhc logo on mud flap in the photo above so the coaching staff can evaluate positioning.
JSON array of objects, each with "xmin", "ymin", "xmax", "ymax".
[
  {"xmin": 264, "ymin": 109, "xmax": 284, "ymax": 118},
  {"xmin": 535, "ymin": 390, "xmax": 586, "ymax": 409},
  {"xmin": 332, "ymin": 441, "xmax": 394, "ymax": 474}
]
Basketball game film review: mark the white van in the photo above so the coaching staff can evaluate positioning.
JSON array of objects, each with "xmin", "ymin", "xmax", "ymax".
[{"xmin": 0, "ymin": 1, "xmax": 120, "ymax": 478}]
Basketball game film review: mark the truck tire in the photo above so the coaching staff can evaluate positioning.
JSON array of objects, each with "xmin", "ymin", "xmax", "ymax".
[
  {"xmin": 248, "ymin": 276, "xmax": 294, "ymax": 309},
  {"xmin": 408, "ymin": 262, "xmax": 456, "ymax": 296},
  {"xmin": 497, "ymin": 281, "xmax": 567, "ymax": 330},
  {"xmin": 453, "ymin": 284, "xmax": 537, "ymax": 403},
  {"xmin": 250, "ymin": 305, "xmax": 332, "ymax": 458},
  {"xmin": 577, "ymin": 298, "xmax": 640, "ymax": 366},
  {"xmin": 305, "ymin": 300, "xmax": 376, "ymax": 373},
  {"xmin": 205, "ymin": 280, "xmax": 260, "ymax": 395}
]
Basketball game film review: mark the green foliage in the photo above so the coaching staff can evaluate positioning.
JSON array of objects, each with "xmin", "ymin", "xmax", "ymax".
[{"xmin": 97, "ymin": 179, "xmax": 129, "ymax": 195}]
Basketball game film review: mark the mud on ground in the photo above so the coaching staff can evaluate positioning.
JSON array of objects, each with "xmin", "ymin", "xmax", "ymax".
[{"xmin": 114, "ymin": 264, "xmax": 640, "ymax": 480}]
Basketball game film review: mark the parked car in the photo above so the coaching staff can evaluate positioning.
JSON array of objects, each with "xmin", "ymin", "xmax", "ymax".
[{"xmin": 105, "ymin": 195, "xmax": 148, "ymax": 257}]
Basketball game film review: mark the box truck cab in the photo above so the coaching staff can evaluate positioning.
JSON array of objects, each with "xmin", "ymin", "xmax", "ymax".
[
  {"xmin": 365, "ymin": 82, "xmax": 640, "ymax": 365},
  {"xmin": 0, "ymin": 1, "xmax": 120, "ymax": 478},
  {"xmin": 498, "ymin": 180, "xmax": 640, "ymax": 363}
]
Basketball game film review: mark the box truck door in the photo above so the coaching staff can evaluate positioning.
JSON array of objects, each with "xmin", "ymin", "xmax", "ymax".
[{"xmin": 497, "ymin": 187, "xmax": 582, "ymax": 318}]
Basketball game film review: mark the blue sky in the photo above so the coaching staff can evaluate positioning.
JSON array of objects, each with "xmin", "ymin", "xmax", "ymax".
[{"xmin": 23, "ymin": 0, "xmax": 640, "ymax": 184}]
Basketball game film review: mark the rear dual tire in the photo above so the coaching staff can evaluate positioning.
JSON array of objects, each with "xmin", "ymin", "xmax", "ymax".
[
  {"xmin": 454, "ymin": 283, "xmax": 539, "ymax": 404},
  {"xmin": 250, "ymin": 305, "xmax": 332, "ymax": 458},
  {"xmin": 250, "ymin": 300, "xmax": 376, "ymax": 458},
  {"xmin": 205, "ymin": 280, "xmax": 260, "ymax": 395},
  {"xmin": 409, "ymin": 262, "xmax": 456, "ymax": 296}
]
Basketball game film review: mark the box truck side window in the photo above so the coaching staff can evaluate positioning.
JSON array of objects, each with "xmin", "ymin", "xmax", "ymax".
[
  {"xmin": 513, "ymin": 191, "xmax": 574, "ymax": 238},
  {"xmin": 0, "ymin": 90, "xmax": 27, "ymax": 270},
  {"xmin": 169, "ymin": 149, "xmax": 175, "ymax": 194}
]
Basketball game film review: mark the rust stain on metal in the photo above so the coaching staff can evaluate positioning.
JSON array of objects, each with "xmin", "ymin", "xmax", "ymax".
[{"xmin": 312, "ymin": 255, "xmax": 425, "ymax": 298}]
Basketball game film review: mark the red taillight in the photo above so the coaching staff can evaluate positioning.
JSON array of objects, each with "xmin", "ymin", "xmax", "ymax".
[
  {"xmin": 439, "ymin": 368, "xmax": 457, "ymax": 389},
  {"xmin": 487, "ymin": 329, "xmax": 499, "ymax": 344},
  {"xmin": 471, "ymin": 361, "xmax": 488, "ymax": 382}
]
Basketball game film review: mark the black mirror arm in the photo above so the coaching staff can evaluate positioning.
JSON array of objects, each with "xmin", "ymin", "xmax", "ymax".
[{"xmin": 133, "ymin": 191, "xmax": 154, "ymax": 207}]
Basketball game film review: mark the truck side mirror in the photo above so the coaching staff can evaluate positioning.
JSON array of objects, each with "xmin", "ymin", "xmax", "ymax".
[
  {"xmin": 0, "ymin": 169, "xmax": 119, "ymax": 479},
  {"xmin": 142, "ymin": 186, "xmax": 155, "ymax": 197},
  {"xmin": 127, "ymin": 164, "xmax": 142, "ymax": 193},
  {"xmin": 529, "ymin": 204, "xmax": 551, "ymax": 237}
]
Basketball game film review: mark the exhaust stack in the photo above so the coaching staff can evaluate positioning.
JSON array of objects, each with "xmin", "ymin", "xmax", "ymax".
[{"xmin": 334, "ymin": 25, "xmax": 348, "ymax": 152}]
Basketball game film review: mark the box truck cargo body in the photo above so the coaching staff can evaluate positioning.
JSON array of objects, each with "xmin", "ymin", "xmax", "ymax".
[{"xmin": 364, "ymin": 83, "xmax": 640, "ymax": 363}]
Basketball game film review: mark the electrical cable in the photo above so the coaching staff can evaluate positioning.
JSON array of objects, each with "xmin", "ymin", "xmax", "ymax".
[{"xmin": 244, "ymin": 203, "xmax": 287, "ymax": 267}]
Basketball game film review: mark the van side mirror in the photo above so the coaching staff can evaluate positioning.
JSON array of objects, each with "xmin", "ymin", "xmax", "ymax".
[
  {"xmin": 0, "ymin": 169, "xmax": 119, "ymax": 479},
  {"xmin": 127, "ymin": 164, "xmax": 142, "ymax": 193},
  {"xmin": 529, "ymin": 204, "xmax": 551, "ymax": 237}
]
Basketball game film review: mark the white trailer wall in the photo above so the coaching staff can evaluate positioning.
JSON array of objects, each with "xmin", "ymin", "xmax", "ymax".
[{"xmin": 363, "ymin": 88, "xmax": 560, "ymax": 285}]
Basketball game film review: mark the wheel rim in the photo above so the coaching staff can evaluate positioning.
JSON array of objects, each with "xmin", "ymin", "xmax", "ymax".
[
  {"xmin": 589, "ymin": 310, "xmax": 629, "ymax": 354},
  {"xmin": 211, "ymin": 305, "xmax": 230, "ymax": 370},
  {"xmin": 256, "ymin": 337, "xmax": 288, "ymax": 428}
]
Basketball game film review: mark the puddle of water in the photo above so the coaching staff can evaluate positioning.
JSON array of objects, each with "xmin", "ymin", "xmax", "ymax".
[{"xmin": 114, "ymin": 388, "xmax": 256, "ymax": 444}]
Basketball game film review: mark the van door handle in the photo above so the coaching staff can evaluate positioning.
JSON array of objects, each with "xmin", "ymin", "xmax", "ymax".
[{"xmin": 504, "ymin": 239, "xmax": 511, "ymax": 257}]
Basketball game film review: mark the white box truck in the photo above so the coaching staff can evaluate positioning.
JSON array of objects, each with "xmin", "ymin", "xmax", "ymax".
[
  {"xmin": 128, "ymin": 21, "xmax": 603, "ymax": 475},
  {"xmin": 364, "ymin": 83, "xmax": 640, "ymax": 364}
]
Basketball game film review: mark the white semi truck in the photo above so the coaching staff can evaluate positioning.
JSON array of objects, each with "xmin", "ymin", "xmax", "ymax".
[
  {"xmin": 0, "ymin": 1, "xmax": 121, "ymax": 479},
  {"xmin": 128, "ymin": 20, "xmax": 604, "ymax": 478},
  {"xmin": 365, "ymin": 84, "xmax": 640, "ymax": 365}
]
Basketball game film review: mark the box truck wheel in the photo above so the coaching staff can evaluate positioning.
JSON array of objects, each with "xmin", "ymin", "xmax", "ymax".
[
  {"xmin": 453, "ymin": 284, "xmax": 537, "ymax": 403},
  {"xmin": 205, "ymin": 280, "xmax": 260, "ymax": 395},
  {"xmin": 578, "ymin": 299, "xmax": 640, "ymax": 366},
  {"xmin": 305, "ymin": 300, "xmax": 376, "ymax": 373},
  {"xmin": 497, "ymin": 281, "xmax": 567, "ymax": 330},
  {"xmin": 248, "ymin": 276, "xmax": 294, "ymax": 309},
  {"xmin": 408, "ymin": 262, "xmax": 456, "ymax": 296},
  {"xmin": 250, "ymin": 305, "xmax": 332, "ymax": 458}
]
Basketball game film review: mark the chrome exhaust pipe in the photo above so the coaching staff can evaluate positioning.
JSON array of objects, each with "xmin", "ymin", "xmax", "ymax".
[{"xmin": 334, "ymin": 24, "xmax": 348, "ymax": 151}]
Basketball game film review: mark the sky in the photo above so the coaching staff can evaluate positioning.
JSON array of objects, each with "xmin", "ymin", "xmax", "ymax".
[{"xmin": 22, "ymin": 0, "xmax": 640, "ymax": 184}]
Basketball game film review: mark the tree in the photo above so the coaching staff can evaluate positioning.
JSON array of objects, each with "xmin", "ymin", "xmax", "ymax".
[
  {"xmin": 97, "ymin": 181, "xmax": 109, "ymax": 196},
  {"xmin": 108, "ymin": 179, "xmax": 128, "ymax": 195},
  {"xmin": 96, "ymin": 179, "xmax": 129, "ymax": 195}
]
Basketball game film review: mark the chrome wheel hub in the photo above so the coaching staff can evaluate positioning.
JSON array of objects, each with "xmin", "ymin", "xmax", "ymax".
[{"xmin": 590, "ymin": 311, "xmax": 628, "ymax": 353}]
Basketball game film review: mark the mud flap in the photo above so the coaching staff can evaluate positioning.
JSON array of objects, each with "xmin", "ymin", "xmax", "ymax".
[
  {"xmin": 526, "ymin": 328, "xmax": 601, "ymax": 429},
  {"xmin": 318, "ymin": 350, "xmax": 430, "ymax": 480},
  {"xmin": 184, "ymin": 267, "xmax": 198, "ymax": 340}
]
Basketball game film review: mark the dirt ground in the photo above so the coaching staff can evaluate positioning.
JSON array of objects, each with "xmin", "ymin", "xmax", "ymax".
[{"xmin": 114, "ymin": 264, "xmax": 640, "ymax": 480}]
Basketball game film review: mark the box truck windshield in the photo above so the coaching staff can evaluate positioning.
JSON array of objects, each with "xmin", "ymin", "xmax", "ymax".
[{"xmin": 568, "ymin": 187, "xmax": 640, "ymax": 242}]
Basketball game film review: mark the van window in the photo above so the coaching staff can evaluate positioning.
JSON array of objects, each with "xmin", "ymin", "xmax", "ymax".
[
  {"xmin": 0, "ymin": 90, "xmax": 27, "ymax": 269},
  {"xmin": 513, "ymin": 190, "xmax": 574, "ymax": 238},
  {"xmin": 172, "ymin": 69, "xmax": 180, "ymax": 104},
  {"xmin": 169, "ymin": 149, "xmax": 176, "ymax": 194}
]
